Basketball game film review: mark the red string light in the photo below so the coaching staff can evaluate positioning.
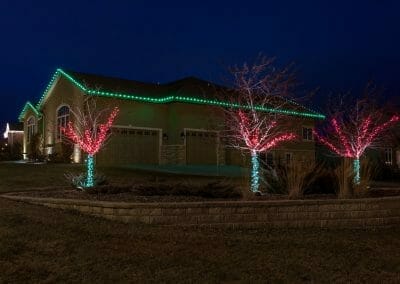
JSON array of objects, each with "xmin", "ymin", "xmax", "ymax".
[
  {"xmin": 314, "ymin": 114, "xmax": 399, "ymax": 159},
  {"xmin": 61, "ymin": 107, "xmax": 119, "ymax": 156},
  {"xmin": 237, "ymin": 110, "xmax": 297, "ymax": 153}
]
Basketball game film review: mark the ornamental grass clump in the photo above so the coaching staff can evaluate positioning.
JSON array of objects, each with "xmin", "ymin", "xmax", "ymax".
[{"xmin": 285, "ymin": 159, "xmax": 327, "ymax": 199}]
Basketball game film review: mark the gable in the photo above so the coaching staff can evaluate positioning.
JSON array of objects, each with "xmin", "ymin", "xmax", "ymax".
[{"xmin": 18, "ymin": 102, "xmax": 41, "ymax": 122}]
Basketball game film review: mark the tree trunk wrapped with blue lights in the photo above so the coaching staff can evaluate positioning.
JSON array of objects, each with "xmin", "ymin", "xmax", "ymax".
[
  {"xmin": 353, "ymin": 158, "xmax": 360, "ymax": 185},
  {"xmin": 86, "ymin": 154, "xmax": 95, "ymax": 188},
  {"xmin": 250, "ymin": 150, "xmax": 260, "ymax": 192}
]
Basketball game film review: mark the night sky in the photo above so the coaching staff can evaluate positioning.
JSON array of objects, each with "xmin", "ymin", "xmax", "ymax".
[{"xmin": 1, "ymin": 0, "xmax": 399, "ymax": 127}]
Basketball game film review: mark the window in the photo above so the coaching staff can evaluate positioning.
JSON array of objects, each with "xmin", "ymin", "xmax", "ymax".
[
  {"xmin": 57, "ymin": 105, "xmax": 70, "ymax": 140},
  {"xmin": 302, "ymin": 127, "xmax": 313, "ymax": 141},
  {"xmin": 27, "ymin": 116, "xmax": 35, "ymax": 143},
  {"xmin": 384, "ymin": 148, "xmax": 393, "ymax": 165}
]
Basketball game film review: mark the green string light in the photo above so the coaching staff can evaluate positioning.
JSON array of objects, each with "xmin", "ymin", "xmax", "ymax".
[
  {"xmin": 250, "ymin": 150, "xmax": 260, "ymax": 193},
  {"xmin": 18, "ymin": 101, "xmax": 42, "ymax": 122},
  {"xmin": 86, "ymin": 154, "xmax": 95, "ymax": 187},
  {"xmin": 33, "ymin": 68, "xmax": 325, "ymax": 119},
  {"xmin": 353, "ymin": 158, "xmax": 360, "ymax": 185}
]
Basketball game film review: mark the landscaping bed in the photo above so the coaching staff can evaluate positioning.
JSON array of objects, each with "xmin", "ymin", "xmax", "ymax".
[{"xmin": 7, "ymin": 182, "xmax": 400, "ymax": 203}]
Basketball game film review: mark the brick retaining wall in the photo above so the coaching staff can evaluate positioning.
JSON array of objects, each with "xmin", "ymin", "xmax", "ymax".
[{"xmin": 3, "ymin": 195, "xmax": 400, "ymax": 228}]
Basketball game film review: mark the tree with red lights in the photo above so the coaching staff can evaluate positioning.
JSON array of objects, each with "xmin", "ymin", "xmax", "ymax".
[
  {"xmin": 223, "ymin": 57, "xmax": 299, "ymax": 193},
  {"xmin": 313, "ymin": 86, "xmax": 399, "ymax": 187},
  {"xmin": 61, "ymin": 99, "xmax": 119, "ymax": 187}
]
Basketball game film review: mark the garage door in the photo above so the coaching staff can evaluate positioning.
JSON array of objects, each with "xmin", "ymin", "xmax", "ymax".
[
  {"xmin": 186, "ymin": 130, "xmax": 218, "ymax": 165},
  {"xmin": 97, "ymin": 127, "xmax": 160, "ymax": 165}
]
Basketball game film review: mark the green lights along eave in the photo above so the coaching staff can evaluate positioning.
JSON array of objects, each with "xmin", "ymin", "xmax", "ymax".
[
  {"xmin": 35, "ymin": 68, "xmax": 326, "ymax": 120},
  {"xmin": 18, "ymin": 101, "xmax": 41, "ymax": 122},
  {"xmin": 36, "ymin": 69, "xmax": 87, "ymax": 109}
]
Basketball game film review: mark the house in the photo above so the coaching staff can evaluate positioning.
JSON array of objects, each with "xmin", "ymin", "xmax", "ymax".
[
  {"xmin": 3, "ymin": 122, "xmax": 23, "ymax": 147},
  {"xmin": 382, "ymin": 125, "xmax": 400, "ymax": 169},
  {"xmin": 18, "ymin": 68, "xmax": 325, "ymax": 166},
  {"xmin": 2, "ymin": 122, "xmax": 23, "ymax": 159}
]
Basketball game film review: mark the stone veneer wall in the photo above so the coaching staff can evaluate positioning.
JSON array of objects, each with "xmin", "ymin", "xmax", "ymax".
[
  {"xmin": 160, "ymin": 145, "xmax": 185, "ymax": 165},
  {"xmin": 161, "ymin": 144, "xmax": 225, "ymax": 166},
  {"xmin": 217, "ymin": 144, "xmax": 225, "ymax": 166},
  {"xmin": 3, "ymin": 195, "xmax": 400, "ymax": 229}
]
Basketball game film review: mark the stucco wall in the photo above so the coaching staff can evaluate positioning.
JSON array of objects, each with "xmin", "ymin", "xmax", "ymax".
[
  {"xmin": 22, "ymin": 108, "xmax": 41, "ymax": 158},
  {"xmin": 40, "ymin": 76, "xmax": 85, "ymax": 151}
]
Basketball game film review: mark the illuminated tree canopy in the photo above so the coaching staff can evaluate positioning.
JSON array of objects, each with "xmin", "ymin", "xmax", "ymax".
[{"xmin": 313, "ymin": 87, "xmax": 400, "ymax": 185}]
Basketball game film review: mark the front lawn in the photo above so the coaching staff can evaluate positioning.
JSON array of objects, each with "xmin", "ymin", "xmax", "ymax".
[
  {"xmin": 0, "ymin": 162, "xmax": 232, "ymax": 193},
  {"xmin": 0, "ymin": 198, "xmax": 400, "ymax": 282},
  {"xmin": 1, "ymin": 162, "xmax": 400, "ymax": 282}
]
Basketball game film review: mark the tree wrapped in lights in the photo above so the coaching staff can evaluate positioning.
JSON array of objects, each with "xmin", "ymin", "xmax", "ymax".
[
  {"xmin": 61, "ymin": 100, "xmax": 119, "ymax": 187},
  {"xmin": 224, "ymin": 57, "xmax": 299, "ymax": 193},
  {"xmin": 313, "ymin": 86, "xmax": 399, "ymax": 186}
]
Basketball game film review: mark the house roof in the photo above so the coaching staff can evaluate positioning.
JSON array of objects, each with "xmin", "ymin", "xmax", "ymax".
[
  {"xmin": 32, "ymin": 68, "xmax": 325, "ymax": 119},
  {"xmin": 8, "ymin": 122, "xmax": 23, "ymax": 131},
  {"xmin": 18, "ymin": 101, "xmax": 41, "ymax": 122},
  {"xmin": 66, "ymin": 70, "xmax": 166, "ymax": 98}
]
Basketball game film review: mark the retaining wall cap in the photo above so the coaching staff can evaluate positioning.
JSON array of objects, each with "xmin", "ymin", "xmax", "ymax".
[{"xmin": 2, "ymin": 193, "xmax": 400, "ymax": 209}]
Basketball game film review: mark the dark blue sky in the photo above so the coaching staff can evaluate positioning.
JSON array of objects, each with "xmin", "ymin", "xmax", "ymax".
[{"xmin": 1, "ymin": 0, "xmax": 399, "ymax": 126}]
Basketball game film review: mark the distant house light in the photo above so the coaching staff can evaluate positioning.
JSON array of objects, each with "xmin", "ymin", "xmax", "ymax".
[
  {"xmin": 3, "ymin": 123, "xmax": 23, "ymax": 139},
  {"xmin": 3, "ymin": 123, "xmax": 9, "ymax": 139}
]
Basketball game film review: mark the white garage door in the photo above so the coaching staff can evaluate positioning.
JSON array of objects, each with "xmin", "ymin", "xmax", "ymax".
[{"xmin": 97, "ymin": 127, "xmax": 160, "ymax": 165}]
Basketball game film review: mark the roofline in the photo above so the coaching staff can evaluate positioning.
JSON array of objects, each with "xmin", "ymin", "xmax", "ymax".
[
  {"xmin": 35, "ymin": 68, "xmax": 326, "ymax": 119},
  {"xmin": 18, "ymin": 101, "xmax": 41, "ymax": 122}
]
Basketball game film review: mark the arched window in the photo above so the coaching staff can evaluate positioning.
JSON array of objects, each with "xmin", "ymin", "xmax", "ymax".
[
  {"xmin": 27, "ymin": 116, "xmax": 35, "ymax": 143},
  {"xmin": 57, "ymin": 105, "xmax": 70, "ymax": 140}
]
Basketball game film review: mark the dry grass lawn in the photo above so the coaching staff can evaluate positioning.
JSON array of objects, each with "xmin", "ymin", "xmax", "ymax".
[
  {"xmin": 1, "ymin": 162, "xmax": 400, "ymax": 282},
  {"xmin": 1, "ymin": 198, "xmax": 400, "ymax": 283},
  {"xmin": 0, "ymin": 162, "xmax": 227, "ymax": 193}
]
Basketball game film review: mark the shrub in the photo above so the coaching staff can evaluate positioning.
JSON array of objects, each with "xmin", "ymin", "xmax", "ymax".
[
  {"xmin": 132, "ymin": 181, "xmax": 242, "ymax": 199},
  {"xmin": 65, "ymin": 172, "xmax": 107, "ymax": 190},
  {"xmin": 284, "ymin": 160, "xmax": 327, "ymax": 199},
  {"xmin": 71, "ymin": 180, "xmax": 242, "ymax": 199},
  {"xmin": 259, "ymin": 164, "xmax": 287, "ymax": 194}
]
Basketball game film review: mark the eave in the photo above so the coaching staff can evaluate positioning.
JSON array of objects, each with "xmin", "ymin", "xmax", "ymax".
[
  {"xmin": 18, "ymin": 101, "xmax": 41, "ymax": 122},
  {"xmin": 35, "ymin": 68, "xmax": 326, "ymax": 120}
]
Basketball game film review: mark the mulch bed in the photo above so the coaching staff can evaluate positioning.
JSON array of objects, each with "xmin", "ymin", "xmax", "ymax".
[
  {"xmin": 6, "ymin": 183, "xmax": 400, "ymax": 203},
  {"xmin": 11, "ymin": 189, "xmax": 242, "ymax": 203}
]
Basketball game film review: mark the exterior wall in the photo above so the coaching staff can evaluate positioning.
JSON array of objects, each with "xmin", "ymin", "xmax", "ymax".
[
  {"xmin": 7, "ymin": 132, "xmax": 23, "ymax": 147},
  {"xmin": 166, "ymin": 103, "xmax": 223, "ymax": 145},
  {"xmin": 40, "ymin": 76, "xmax": 85, "ymax": 159},
  {"xmin": 22, "ymin": 108, "xmax": 41, "ymax": 159},
  {"xmin": 95, "ymin": 97, "xmax": 169, "ymax": 131},
  {"xmin": 160, "ymin": 145, "xmax": 185, "ymax": 165},
  {"xmin": 276, "ymin": 117, "xmax": 316, "ymax": 165}
]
